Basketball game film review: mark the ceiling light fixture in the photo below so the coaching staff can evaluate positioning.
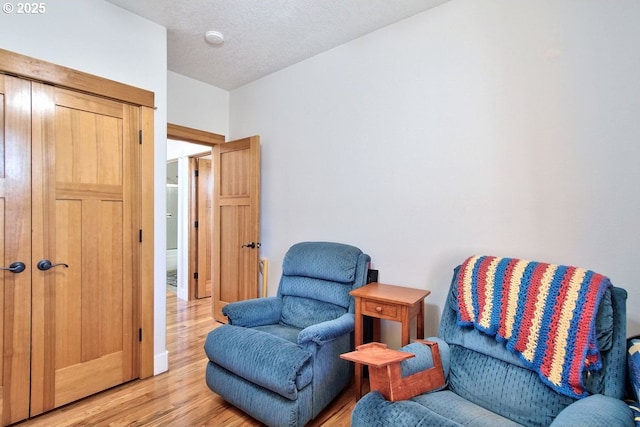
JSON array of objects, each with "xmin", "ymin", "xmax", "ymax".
[{"xmin": 204, "ymin": 30, "xmax": 224, "ymax": 46}]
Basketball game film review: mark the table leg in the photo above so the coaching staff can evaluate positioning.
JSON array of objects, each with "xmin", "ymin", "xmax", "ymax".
[
  {"xmin": 354, "ymin": 303, "xmax": 363, "ymax": 400},
  {"xmin": 401, "ymin": 307, "xmax": 410, "ymax": 346},
  {"xmin": 417, "ymin": 301, "xmax": 425, "ymax": 340}
]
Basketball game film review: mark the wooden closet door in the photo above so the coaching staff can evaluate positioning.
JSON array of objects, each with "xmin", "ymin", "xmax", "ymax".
[
  {"xmin": 0, "ymin": 75, "xmax": 32, "ymax": 425},
  {"xmin": 30, "ymin": 83, "xmax": 140, "ymax": 414}
]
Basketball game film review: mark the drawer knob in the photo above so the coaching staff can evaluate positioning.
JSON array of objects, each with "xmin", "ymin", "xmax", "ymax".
[{"xmin": 375, "ymin": 306, "xmax": 382, "ymax": 312}]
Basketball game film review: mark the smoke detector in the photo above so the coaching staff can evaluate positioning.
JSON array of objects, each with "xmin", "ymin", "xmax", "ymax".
[{"xmin": 204, "ymin": 31, "xmax": 224, "ymax": 46}]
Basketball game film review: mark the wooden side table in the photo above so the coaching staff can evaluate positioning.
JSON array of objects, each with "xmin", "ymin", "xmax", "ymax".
[{"xmin": 349, "ymin": 282, "xmax": 430, "ymax": 399}]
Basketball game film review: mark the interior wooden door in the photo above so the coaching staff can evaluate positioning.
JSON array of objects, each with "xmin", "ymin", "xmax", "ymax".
[
  {"xmin": 29, "ymin": 83, "xmax": 139, "ymax": 414},
  {"xmin": 212, "ymin": 136, "xmax": 260, "ymax": 322},
  {"xmin": 0, "ymin": 74, "xmax": 32, "ymax": 426},
  {"xmin": 196, "ymin": 157, "xmax": 213, "ymax": 298}
]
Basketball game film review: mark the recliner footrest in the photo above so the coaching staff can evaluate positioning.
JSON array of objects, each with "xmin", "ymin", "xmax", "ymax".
[{"xmin": 205, "ymin": 324, "xmax": 312, "ymax": 400}]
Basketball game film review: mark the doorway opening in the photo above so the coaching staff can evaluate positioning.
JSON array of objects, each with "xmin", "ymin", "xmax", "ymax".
[
  {"xmin": 166, "ymin": 159, "xmax": 179, "ymax": 293},
  {"xmin": 167, "ymin": 138, "xmax": 215, "ymax": 300},
  {"xmin": 166, "ymin": 123, "xmax": 224, "ymax": 303}
]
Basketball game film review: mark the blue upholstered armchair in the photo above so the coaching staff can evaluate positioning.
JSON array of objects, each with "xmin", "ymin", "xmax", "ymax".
[
  {"xmin": 204, "ymin": 241, "xmax": 370, "ymax": 427},
  {"xmin": 352, "ymin": 256, "xmax": 634, "ymax": 427}
]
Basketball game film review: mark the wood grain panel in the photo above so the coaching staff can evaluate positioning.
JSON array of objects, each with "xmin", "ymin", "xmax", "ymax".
[
  {"xmin": 55, "ymin": 183, "xmax": 123, "ymax": 201},
  {"xmin": 55, "ymin": 89, "xmax": 124, "ymax": 119},
  {"xmin": 55, "ymin": 107, "xmax": 123, "ymax": 186},
  {"xmin": 219, "ymin": 205, "xmax": 245, "ymax": 303},
  {"xmin": 54, "ymin": 352, "xmax": 124, "ymax": 408},
  {"xmin": 81, "ymin": 199, "xmax": 101, "ymax": 362},
  {"xmin": 54, "ymin": 200, "xmax": 82, "ymax": 370},
  {"xmin": 99, "ymin": 201, "xmax": 124, "ymax": 356},
  {"xmin": 219, "ymin": 149, "xmax": 249, "ymax": 197}
]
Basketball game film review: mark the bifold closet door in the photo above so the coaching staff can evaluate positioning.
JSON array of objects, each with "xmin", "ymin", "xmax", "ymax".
[
  {"xmin": 29, "ymin": 83, "xmax": 140, "ymax": 415},
  {"xmin": 0, "ymin": 74, "xmax": 33, "ymax": 426}
]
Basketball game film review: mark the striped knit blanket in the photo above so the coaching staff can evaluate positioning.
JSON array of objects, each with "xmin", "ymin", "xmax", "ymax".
[{"xmin": 456, "ymin": 255, "xmax": 611, "ymax": 398}]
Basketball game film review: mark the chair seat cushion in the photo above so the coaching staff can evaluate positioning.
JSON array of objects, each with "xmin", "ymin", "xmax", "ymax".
[
  {"xmin": 205, "ymin": 325, "xmax": 312, "ymax": 400},
  {"xmin": 353, "ymin": 390, "xmax": 521, "ymax": 427},
  {"xmin": 411, "ymin": 390, "xmax": 522, "ymax": 427},
  {"xmin": 448, "ymin": 344, "xmax": 574, "ymax": 426},
  {"xmin": 253, "ymin": 323, "xmax": 301, "ymax": 343}
]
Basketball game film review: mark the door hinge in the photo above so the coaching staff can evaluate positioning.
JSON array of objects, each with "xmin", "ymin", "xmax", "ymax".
[
  {"xmin": 139, "ymin": 328, "xmax": 143, "ymax": 342},
  {"xmin": 194, "ymin": 272, "xmax": 198, "ymax": 279},
  {"xmin": 194, "ymin": 170, "xmax": 199, "ymax": 177},
  {"xmin": 139, "ymin": 229, "xmax": 143, "ymax": 242},
  {"xmin": 194, "ymin": 221, "xmax": 199, "ymax": 228},
  {"xmin": 139, "ymin": 129, "xmax": 142, "ymax": 144}
]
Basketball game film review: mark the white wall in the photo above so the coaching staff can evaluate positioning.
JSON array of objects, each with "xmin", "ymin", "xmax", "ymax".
[
  {"xmin": 168, "ymin": 71, "xmax": 230, "ymax": 137},
  {"xmin": 0, "ymin": 0, "xmax": 169, "ymax": 373},
  {"xmin": 230, "ymin": 0, "xmax": 640, "ymax": 346}
]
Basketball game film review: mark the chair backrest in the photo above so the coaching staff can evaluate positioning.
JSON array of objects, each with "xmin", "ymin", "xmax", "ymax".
[
  {"xmin": 439, "ymin": 265, "xmax": 628, "ymax": 426},
  {"xmin": 277, "ymin": 242, "xmax": 370, "ymax": 330}
]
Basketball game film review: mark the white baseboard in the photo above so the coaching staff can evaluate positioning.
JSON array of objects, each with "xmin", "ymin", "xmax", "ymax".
[{"xmin": 154, "ymin": 350, "xmax": 169, "ymax": 375}]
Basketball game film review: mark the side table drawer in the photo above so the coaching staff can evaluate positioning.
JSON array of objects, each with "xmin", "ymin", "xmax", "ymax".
[{"xmin": 361, "ymin": 299, "xmax": 399, "ymax": 320}]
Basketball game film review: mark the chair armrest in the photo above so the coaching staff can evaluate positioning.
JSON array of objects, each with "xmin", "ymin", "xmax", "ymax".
[
  {"xmin": 550, "ymin": 394, "xmax": 634, "ymax": 427},
  {"xmin": 400, "ymin": 337, "xmax": 450, "ymax": 381},
  {"xmin": 222, "ymin": 297, "xmax": 282, "ymax": 327},
  {"xmin": 298, "ymin": 313, "xmax": 354, "ymax": 346},
  {"xmin": 354, "ymin": 340, "xmax": 446, "ymax": 401}
]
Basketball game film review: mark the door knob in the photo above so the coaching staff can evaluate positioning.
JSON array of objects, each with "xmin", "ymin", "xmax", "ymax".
[
  {"xmin": 37, "ymin": 260, "xmax": 69, "ymax": 271},
  {"xmin": 241, "ymin": 242, "xmax": 261, "ymax": 249},
  {"xmin": 0, "ymin": 261, "xmax": 26, "ymax": 273}
]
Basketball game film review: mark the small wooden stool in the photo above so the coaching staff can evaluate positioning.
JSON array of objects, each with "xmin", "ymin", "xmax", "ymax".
[{"xmin": 341, "ymin": 341, "xmax": 445, "ymax": 402}]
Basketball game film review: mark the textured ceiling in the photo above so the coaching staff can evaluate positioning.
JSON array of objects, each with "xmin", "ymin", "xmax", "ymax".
[{"xmin": 105, "ymin": 0, "xmax": 451, "ymax": 90}]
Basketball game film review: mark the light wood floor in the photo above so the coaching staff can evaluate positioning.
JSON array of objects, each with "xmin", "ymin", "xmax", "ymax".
[{"xmin": 15, "ymin": 291, "xmax": 364, "ymax": 426}]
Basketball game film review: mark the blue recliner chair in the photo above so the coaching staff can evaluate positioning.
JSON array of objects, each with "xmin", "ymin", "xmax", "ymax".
[
  {"xmin": 352, "ymin": 256, "xmax": 634, "ymax": 427},
  {"xmin": 204, "ymin": 241, "xmax": 370, "ymax": 427}
]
